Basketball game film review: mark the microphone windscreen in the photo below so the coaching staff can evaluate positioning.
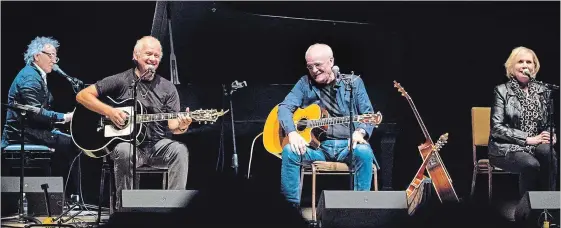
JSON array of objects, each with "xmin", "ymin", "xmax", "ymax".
[
  {"xmin": 332, "ymin": 65, "xmax": 340, "ymax": 75},
  {"xmin": 147, "ymin": 65, "xmax": 156, "ymax": 73}
]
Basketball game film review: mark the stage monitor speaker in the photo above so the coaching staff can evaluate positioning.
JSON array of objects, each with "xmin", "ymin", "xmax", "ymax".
[
  {"xmin": 1, "ymin": 176, "xmax": 63, "ymax": 216},
  {"xmin": 317, "ymin": 190, "xmax": 408, "ymax": 228},
  {"xmin": 515, "ymin": 191, "xmax": 560, "ymax": 226},
  {"xmin": 121, "ymin": 190, "xmax": 199, "ymax": 212}
]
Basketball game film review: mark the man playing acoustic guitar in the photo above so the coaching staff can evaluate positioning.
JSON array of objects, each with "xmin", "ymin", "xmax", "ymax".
[
  {"xmin": 278, "ymin": 43, "xmax": 380, "ymax": 210},
  {"xmin": 75, "ymin": 36, "xmax": 191, "ymax": 210}
]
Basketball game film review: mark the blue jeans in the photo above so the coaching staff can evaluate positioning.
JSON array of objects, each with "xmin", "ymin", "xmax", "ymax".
[{"xmin": 280, "ymin": 139, "xmax": 379, "ymax": 204}]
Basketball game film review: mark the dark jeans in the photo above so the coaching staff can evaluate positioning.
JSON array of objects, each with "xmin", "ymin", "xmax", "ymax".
[{"xmin": 489, "ymin": 144, "xmax": 558, "ymax": 197}]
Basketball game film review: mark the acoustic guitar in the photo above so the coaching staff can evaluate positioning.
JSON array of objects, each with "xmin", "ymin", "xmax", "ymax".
[
  {"xmin": 394, "ymin": 81, "xmax": 459, "ymax": 203},
  {"xmin": 262, "ymin": 103, "xmax": 382, "ymax": 156},
  {"xmin": 70, "ymin": 96, "xmax": 228, "ymax": 158}
]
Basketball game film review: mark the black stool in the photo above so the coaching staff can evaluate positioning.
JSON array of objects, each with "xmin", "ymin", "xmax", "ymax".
[
  {"xmin": 135, "ymin": 165, "xmax": 169, "ymax": 189},
  {"xmin": 97, "ymin": 156, "xmax": 115, "ymax": 224}
]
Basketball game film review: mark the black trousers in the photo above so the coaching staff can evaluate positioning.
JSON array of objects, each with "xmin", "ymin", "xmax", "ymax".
[
  {"xmin": 23, "ymin": 128, "xmax": 82, "ymax": 198},
  {"xmin": 489, "ymin": 144, "xmax": 558, "ymax": 197}
]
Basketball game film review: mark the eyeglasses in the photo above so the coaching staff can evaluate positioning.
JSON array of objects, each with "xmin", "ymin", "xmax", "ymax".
[
  {"xmin": 41, "ymin": 51, "xmax": 59, "ymax": 63},
  {"xmin": 306, "ymin": 61, "xmax": 327, "ymax": 70}
]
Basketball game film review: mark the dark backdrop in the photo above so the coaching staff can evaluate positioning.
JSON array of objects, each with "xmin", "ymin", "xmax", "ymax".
[{"xmin": 1, "ymin": 1, "xmax": 559, "ymax": 207}]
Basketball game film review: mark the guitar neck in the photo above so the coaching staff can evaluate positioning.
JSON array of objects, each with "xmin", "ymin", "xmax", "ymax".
[
  {"xmin": 405, "ymin": 96, "xmax": 432, "ymax": 143},
  {"xmin": 137, "ymin": 112, "xmax": 189, "ymax": 123},
  {"xmin": 308, "ymin": 115, "xmax": 362, "ymax": 128}
]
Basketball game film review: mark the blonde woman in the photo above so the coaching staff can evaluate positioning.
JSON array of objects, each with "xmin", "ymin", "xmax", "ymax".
[{"xmin": 488, "ymin": 46, "xmax": 557, "ymax": 198}]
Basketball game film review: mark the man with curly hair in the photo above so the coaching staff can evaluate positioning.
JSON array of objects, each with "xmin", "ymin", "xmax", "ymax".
[{"xmin": 1, "ymin": 36, "xmax": 82, "ymax": 199}]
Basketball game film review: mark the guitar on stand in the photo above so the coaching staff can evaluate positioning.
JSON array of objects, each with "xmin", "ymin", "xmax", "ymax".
[
  {"xmin": 70, "ymin": 96, "xmax": 228, "ymax": 158},
  {"xmin": 393, "ymin": 81, "xmax": 459, "ymax": 215}
]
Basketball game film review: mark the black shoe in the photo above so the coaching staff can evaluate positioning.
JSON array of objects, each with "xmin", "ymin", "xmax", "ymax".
[
  {"xmin": 291, "ymin": 203, "xmax": 302, "ymax": 214},
  {"xmin": 308, "ymin": 220, "xmax": 319, "ymax": 228}
]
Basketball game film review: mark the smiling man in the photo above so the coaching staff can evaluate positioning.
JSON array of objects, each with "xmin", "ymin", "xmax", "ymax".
[
  {"xmin": 76, "ymin": 36, "xmax": 191, "ymax": 210},
  {"xmin": 277, "ymin": 43, "xmax": 380, "ymax": 211}
]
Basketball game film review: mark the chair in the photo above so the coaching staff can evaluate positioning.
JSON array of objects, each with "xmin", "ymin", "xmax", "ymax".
[
  {"xmin": 2, "ymin": 144, "xmax": 54, "ymax": 176},
  {"xmin": 299, "ymin": 161, "xmax": 379, "ymax": 222},
  {"xmin": 470, "ymin": 107, "xmax": 514, "ymax": 202},
  {"xmin": 97, "ymin": 151, "xmax": 169, "ymax": 221}
]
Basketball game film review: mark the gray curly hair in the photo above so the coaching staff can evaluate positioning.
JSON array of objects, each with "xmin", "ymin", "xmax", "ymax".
[{"xmin": 23, "ymin": 36, "xmax": 60, "ymax": 65}]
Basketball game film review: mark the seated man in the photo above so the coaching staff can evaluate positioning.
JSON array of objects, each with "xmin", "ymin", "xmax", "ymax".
[
  {"xmin": 76, "ymin": 36, "xmax": 191, "ymax": 209},
  {"xmin": 1, "ymin": 36, "xmax": 80, "ymax": 198},
  {"xmin": 278, "ymin": 43, "xmax": 380, "ymax": 209}
]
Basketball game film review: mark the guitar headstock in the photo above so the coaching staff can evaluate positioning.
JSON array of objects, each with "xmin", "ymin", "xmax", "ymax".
[
  {"xmin": 358, "ymin": 111, "xmax": 383, "ymax": 125},
  {"xmin": 432, "ymin": 133, "xmax": 449, "ymax": 152},
  {"xmin": 393, "ymin": 80, "xmax": 409, "ymax": 98},
  {"xmin": 190, "ymin": 109, "xmax": 229, "ymax": 124}
]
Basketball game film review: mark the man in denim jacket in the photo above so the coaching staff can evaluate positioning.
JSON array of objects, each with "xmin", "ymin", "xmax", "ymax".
[{"xmin": 278, "ymin": 43, "xmax": 379, "ymax": 210}]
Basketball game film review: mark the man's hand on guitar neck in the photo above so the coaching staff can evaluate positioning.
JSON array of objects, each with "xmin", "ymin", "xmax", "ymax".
[{"xmin": 288, "ymin": 131, "xmax": 309, "ymax": 155}]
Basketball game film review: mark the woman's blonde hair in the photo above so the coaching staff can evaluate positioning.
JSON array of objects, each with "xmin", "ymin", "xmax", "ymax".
[{"xmin": 504, "ymin": 46, "xmax": 540, "ymax": 78}]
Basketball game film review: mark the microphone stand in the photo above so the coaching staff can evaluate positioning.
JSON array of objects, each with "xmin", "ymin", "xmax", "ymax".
[
  {"xmin": 533, "ymin": 79, "xmax": 558, "ymax": 228},
  {"xmin": 65, "ymin": 77, "xmax": 84, "ymax": 94},
  {"xmin": 129, "ymin": 69, "xmax": 152, "ymax": 189},
  {"xmin": 223, "ymin": 80, "xmax": 246, "ymax": 176},
  {"xmin": 534, "ymin": 80, "xmax": 559, "ymax": 193},
  {"xmin": 341, "ymin": 72, "xmax": 356, "ymax": 190}
]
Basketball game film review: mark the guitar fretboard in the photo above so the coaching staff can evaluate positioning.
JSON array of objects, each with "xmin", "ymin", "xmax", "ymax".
[
  {"xmin": 308, "ymin": 116, "xmax": 362, "ymax": 128},
  {"xmin": 136, "ymin": 112, "xmax": 190, "ymax": 123}
]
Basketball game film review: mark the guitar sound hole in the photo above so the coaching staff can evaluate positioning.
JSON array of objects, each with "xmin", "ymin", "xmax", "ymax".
[{"xmin": 296, "ymin": 119, "xmax": 308, "ymax": 131}]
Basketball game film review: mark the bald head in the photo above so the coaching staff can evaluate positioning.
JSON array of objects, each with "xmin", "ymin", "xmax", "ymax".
[
  {"xmin": 305, "ymin": 43, "xmax": 333, "ymax": 61},
  {"xmin": 305, "ymin": 43, "xmax": 335, "ymax": 85}
]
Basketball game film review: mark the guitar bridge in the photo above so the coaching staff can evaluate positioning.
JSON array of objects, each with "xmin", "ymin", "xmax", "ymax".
[{"xmin": 96, "ymin": 118, "xmax": 105, "ymax": 132}]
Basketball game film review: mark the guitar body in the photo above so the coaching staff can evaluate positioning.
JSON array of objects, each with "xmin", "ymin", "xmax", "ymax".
[
  {"xmin": 263, "ymin": 103, "xmax": 382, "ymax": 157},
  {"xmin": 263, "ymin": 104, "xmax": 324, "ymax": 156},
  {"xmin": 417, "ymin": 140, "xmax": 458, "ymax": 202},
  {"xmin": 71, "ymin": 97, "xmax": 146, "ymax": 158}
]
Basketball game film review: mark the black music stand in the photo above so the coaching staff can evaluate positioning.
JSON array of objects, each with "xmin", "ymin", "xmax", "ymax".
[{"xmin": 2, "ymin": 103, "xmax": 37, "ymax": 224}]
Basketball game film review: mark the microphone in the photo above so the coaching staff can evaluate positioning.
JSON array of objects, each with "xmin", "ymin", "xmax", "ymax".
[
  {"xmin": 53, "ymin": 64, "xmax": 83, "ymax": 84},
  {"xmin": 139, "ymin": 65, "xmax": 155, "ymax": 80},
  {"xmin": 147, "ymin": 65, "xmax": 156, "ymax": 73},
  {"xmin": 53, "ymin": 64, "xmax": 71, "ymax": 79},
  {"xmin": 523, "ymin": 68, "xmax": 533, "ymax": 78},
  {"xmin": 332, "ymin": 65, "xmax": 340, "ymax": 77}
]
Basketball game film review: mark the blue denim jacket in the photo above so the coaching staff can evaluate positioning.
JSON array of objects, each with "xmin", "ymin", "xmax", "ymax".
[{"xmin": 277, "ymin": 75, "xmax": 376, "ymax": 139}]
